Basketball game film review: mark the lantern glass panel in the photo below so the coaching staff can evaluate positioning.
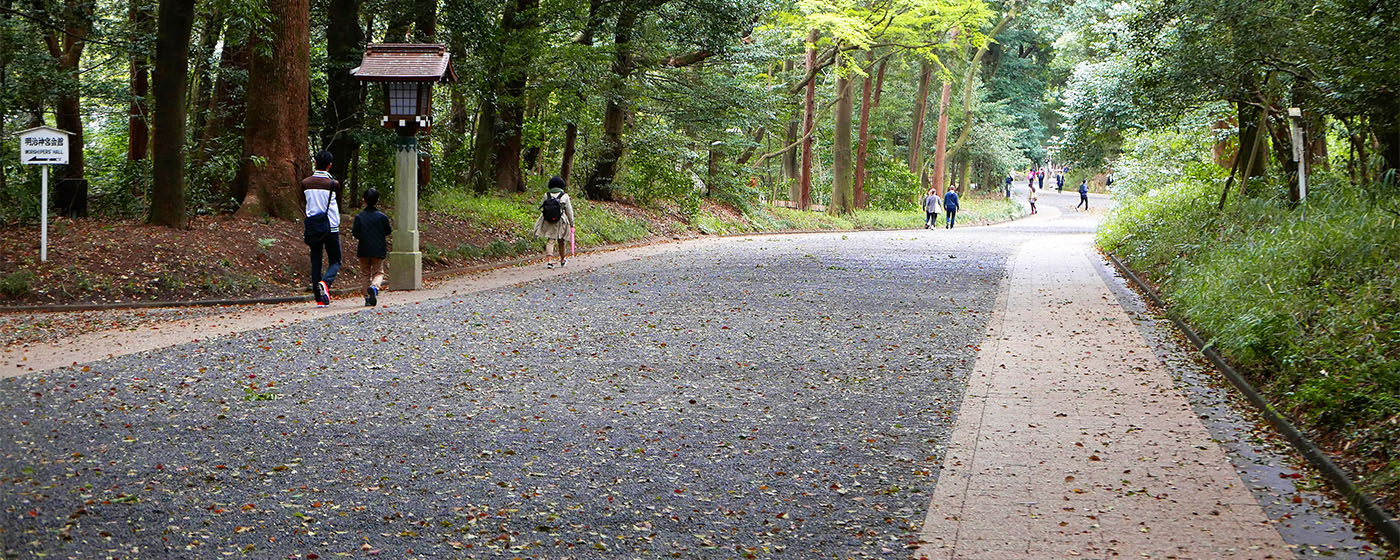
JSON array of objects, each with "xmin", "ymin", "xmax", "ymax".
[{"xmin": 388, "ymin": 82, "xmax": 418, "ymax": 115}]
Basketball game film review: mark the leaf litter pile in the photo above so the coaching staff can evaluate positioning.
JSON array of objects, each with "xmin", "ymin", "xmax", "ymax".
[{"xmin": 0, "ymin": 232, "xmax": 1011, "ymax": 558}]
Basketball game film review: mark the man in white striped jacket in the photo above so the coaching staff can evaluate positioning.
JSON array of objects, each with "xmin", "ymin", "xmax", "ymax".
[{"xmin": 302, "ymin": 151, "xmax": 343, "ymax": 307}]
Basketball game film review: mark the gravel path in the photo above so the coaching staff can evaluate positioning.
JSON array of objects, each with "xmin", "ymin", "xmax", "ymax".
[{"xmin": 0, "ymin": 229, "xmax": 1013, "ymax": 559}]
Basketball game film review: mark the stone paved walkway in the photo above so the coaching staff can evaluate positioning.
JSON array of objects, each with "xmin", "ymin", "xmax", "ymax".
[{"xmin": 917, "ymin": 233, "xmax": 1293, "ymax": 559}]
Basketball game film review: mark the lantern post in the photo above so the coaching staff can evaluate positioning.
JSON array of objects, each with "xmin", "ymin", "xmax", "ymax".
[{"xmin": 352, "ymin": 44, "xmax": 457, "ymax": 290}]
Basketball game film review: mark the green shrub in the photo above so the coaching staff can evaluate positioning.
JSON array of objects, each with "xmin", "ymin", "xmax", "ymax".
[
  {"xmin": 0, "ymin": 270, "xmax": 35, "ymax": 298},
  {"xmin": 1101, "ymin": 168, "xmax": 1400, "ymax": 497}
]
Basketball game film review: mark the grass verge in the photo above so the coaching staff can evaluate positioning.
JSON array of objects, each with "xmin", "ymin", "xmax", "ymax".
[{"xmin": 1099, "ymin": 174, "xmax": 1400, "ymax": 512}]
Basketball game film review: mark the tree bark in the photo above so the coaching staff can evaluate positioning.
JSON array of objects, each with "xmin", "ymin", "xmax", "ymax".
[
  {"xmin": 127, "ymin": 0, "xmax": 151, "ymax": 162},
  {"xmin": 493, "ymin": 0, "xmax": 538, "ymax": 193},
  {"xmin": 583, "ymin": 8, "xmax": 640, "ymax": 201},
  {"xmin": 799, "ymin": 29, "xmax": 819, "ymax": 210},
  {"xmin": 468, "ymin": 99, "xmax": 496, "ymax": 194},
  {"xmin": 560, "ymin": 122, "xmax": 578, "ymax": 183},
  {"xmin": 237, "ymin": 0, "xmax": 310, "ymax": 218},
  {"xmin": 42, "ymin": 0, "xmax": 93, "ymax": 216},
  {"xmin": 853, "ymin": 51, "xmax": 874, "ymax": 209},
  {"xmin": 413, "ymin": 0, "xmax": 437, "ymax": 40},
  {"xmin": 908, "ymin": 60, "xmax": 932, "ymax": 177},
  {"xmin": 1238, "ymin": 100, "xmax": 1268, "ymax": 179},
  {"xmin": 930, "ymin": 77, "xmax": 953, "ymax": 193},
  {"xmin": 830, "ymin": 55, "xmax": 854, "ymax": 215},
  {"xmin": 783, "ymin": 59, "xmax": 800, "ymax": 201},
  {"xmin": 187, "ymin": 6, "xmax": 223, "ymax": 143},
  {"xmin": 148, "ymin": 0, "xmax": 195, "ymax": 227},
  {"xmin": 442, "ymin": 28, "xmax": 471, "ymax": 187},
  {"xmin": 322, "ymin": 0, "xmax": 365, "ymax": 199},
  {"xmin": 871, "ymin": 57, "xmax": 886, "ymax": 109}
]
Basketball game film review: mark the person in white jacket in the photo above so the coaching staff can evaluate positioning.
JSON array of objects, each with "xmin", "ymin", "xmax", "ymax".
[
  {"xmin": 532, "ymin": 176, "xmax": 576, "ymax": 268},
  {"xmin": 923, "ymin": 188, "xmax": 944, "ymax": 229}
]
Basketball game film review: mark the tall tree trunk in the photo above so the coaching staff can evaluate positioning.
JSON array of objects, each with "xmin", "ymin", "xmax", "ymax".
[
  {"xmin": 908, "ymin": 60, "xmax": 932, "ymax": 177},
  {"xmin": 442, "ymin": 29, "xmax": 471, "ymax": 187},
  {"xmin": 871, "ymin": 57, "xmax": 887, "ymax": 109},
  {"xmin": 148, "ymin": 0, "xmax": 195, "ymax": 227},
  {"xmin": 322, "ymin": 0, "xmax": 365, "ymax": 198},
  {"xmin": 199, "ymin": 24, "xmax": 249, "ymax": 208},
  {"xmin": 1238, "ymin": 101, "xmax": 1268, "ymax": 179},
  {"xmin": 798, "ymin": 29, "xmax": 818, "ymax": 210},
  {"xmin": 413, "ymin": 0, "xmax": 436, "ymax": 40},
  {"xmin": 469, "ymin": 99, "xmax": 496, "ymax": 193},
  {"xmin": 853, "ymin": 51, "xmax": 874, "ymax": 209},
  {"xmin": 43, "ymin": 0, "xmax": 93, "ymax": 216},
  {"xmin": 186, "ymin": 6, "xmax": 223, "ymax": 143},
  {"xmin": 494, "ymin": 0, "xmax": 538, "ymax": 193},
  {"xmin": 237, "ymin": 0, "xmax": 310, "ymax": 218},
  {"xmin": 127, "ymin": 0, "xmax": 151, "ymax": 162},
  {"xmin": 931, "ymin": 77, "xmax": 953, "ymax": 193},
  {"xmin": 783, "ymin": 59, "xmax": 799, "ymax": 202},
  {"xmin": 830, "ymin": 55, "xmax": 854, "ymax": 215},
  {"xmin": 583, "ymin": 8, "xmax": 639, "ymax": 201}
]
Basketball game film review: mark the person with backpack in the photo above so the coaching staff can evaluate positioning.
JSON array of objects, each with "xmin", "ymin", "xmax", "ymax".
[
  {"xmin": 1077, "ymin": 179, "xmax": 1090, "ymax": 211},
  {"xmin": 943, "ymin": 187, "xmax": 960, "ymax": 229},
  {"xmin": 351, "ymin": 188, "xmax": 392, "ymax": 307},
  {"xmin": 1056, "ymin": 172, "xmax": 1064, "ymax": 193},
  {"xmin": 302, "ymin": 151, "xmax": 343, "ymax": 307},
  {"xmin": 532, "ymin": 176, "xmax": 575, "ymax": 269},
  {"xmin": 923, "ymin": 188, "xmax": 944, "ymax": 229},
  {"xmin": 1037, "ymin": 168, "xmax": 1045, "ymax": 191}
]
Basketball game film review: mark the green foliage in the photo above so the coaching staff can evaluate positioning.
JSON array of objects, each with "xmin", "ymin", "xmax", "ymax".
[
  {"xmin": 862, "ymin": 157, "xmax": 920, "ymax": 211},
  {"xmin": 615, "ymin": 117, "xmax": 702, "ymax": 219},
  {"xmin": 0, "ymin": 270, "xmax": 36, "ymax": 298},
  {"xmin": 1101, "ymin": 162, "xmax": 1400, "ymax": 496}
]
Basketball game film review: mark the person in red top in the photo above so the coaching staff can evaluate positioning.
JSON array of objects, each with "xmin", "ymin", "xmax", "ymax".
[{"xmin": 302, "ymin": 151, "xmax": 343, "ymax": 306}]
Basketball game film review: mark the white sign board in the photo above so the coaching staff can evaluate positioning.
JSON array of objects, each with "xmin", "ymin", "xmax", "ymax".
[{"xmin": 19, "ymin": 126, "xmax": 70, "ymax": 165}]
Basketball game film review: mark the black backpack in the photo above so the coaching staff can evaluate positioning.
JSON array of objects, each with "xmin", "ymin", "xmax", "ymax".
[{"xmin": 540, "ymin": 193, "xmax": 563, "ymax": 223}]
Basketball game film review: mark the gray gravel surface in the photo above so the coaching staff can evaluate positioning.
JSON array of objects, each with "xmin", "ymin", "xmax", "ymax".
[{"xmin": 0, "ymin": 230, "xmax": 1011, "ymax": 559}]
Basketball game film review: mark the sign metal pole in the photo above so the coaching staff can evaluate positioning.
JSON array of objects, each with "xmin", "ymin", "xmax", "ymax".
[{"xmin": 40, "ymin": 165, "xmax": 48, "ymax": 262}]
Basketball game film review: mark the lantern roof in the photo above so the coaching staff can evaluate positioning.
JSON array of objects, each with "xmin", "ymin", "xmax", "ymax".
[{"xmin": 351, "ymin": 43, "xmax": 457, "ymax": 83}]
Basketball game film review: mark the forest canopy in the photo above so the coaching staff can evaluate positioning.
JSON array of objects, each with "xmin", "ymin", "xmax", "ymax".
[{"xmin": 0, "ymin": 0, "xmax": 1395, "ymax": 226}]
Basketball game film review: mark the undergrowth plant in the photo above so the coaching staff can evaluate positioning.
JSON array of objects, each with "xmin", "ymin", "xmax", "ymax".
[{"xmin": 1101, "ymin": 164, "xmax": 1400, "ymax": 500}]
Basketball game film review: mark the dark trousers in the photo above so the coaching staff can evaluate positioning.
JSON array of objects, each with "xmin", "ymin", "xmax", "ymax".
[
  {"xmin": 1077, "ymin": 194, "xmax": 1089, "ymax": 210},
  {"xmin": 946, "ymin": 209, "xmax": 957, "ymax": 228},
  {"xmin": 925, "ymin": 211, "xmax": 937, "ymax": 226},
  {"xmin": 308, "ymin": 232, "xmax": 342, "ymax": 288}
]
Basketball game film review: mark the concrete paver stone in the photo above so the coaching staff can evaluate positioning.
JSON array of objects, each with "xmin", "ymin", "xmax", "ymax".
[{"xmin": 916, "ymin": 234, "xmax": 1293, "ymax": 559}]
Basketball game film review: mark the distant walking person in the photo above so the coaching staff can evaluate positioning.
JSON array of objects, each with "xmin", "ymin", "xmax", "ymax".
[
  {"xmin": 1003, "ymin": 173, "xmax": 1013, "ymax": 198},
  {"xmin": 1028, "ymin": 183, "xmax": 1038, "ymax": 214},
  {"xmin": 533, "ymin": 176, "xmax": 575, "ymax": 269},
  {"xmin": 303, "ymin": 151, "xmax": 343, "ymax": 307},
  {"xmin": 1077, "ymin": 179, "xmax": 1090, "ymax": 211},
  {"xmin": 352, "ymin": 188, "xmax": 392, "ymax": 307},
  {"xmin": 1037, "ymin": 169, "xmax": 1045, "ymax": 191},
  {"xmin": 1056, "ymin": 173, "xmax": 1064, "ymax": 193},
  {"xmin": 943, "ymin": 187, "xmax": 960, "ymax": 229},
  {"xmin": 923, "ymin": 188, "xmax": 944, "ymax": 228}
]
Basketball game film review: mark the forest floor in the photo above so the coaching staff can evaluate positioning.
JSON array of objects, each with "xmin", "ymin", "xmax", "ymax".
[{"xmin": 0, "ymin": 193, "xmax": 1022, "ymax": 308}]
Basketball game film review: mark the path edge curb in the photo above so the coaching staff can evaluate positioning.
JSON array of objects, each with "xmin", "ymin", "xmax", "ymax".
[{"xmin": 1104, "ymin": 251, "xmax": 1400, "ymax": 551}]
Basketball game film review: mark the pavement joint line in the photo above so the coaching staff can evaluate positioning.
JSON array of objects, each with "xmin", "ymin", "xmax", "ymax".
[{"xmin": 1105, "ymin": 251, "xmax": 1400, "ymax": 552}]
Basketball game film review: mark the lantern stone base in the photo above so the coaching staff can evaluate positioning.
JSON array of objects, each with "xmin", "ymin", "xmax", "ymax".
[{"xmin": 388, "ymin": 251, "xmax": 422, "ymax": 291}]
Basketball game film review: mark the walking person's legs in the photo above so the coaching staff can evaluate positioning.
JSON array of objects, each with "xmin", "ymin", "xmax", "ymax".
[
  {"xmin": 545, "ymin": 238, "xmax": 560, "ymax": 268},
  {"xmin": 323, "ymin": 235, "xmax": 342, "ymax": 286},
  {"xmin": 557, "ymin": 239, "xmax": 567, "ymax": 265},
  {"xmin": 309, "ymin": 238, "xmax": 324, "ymax": 292},
  {"xmin": 946, "ymin": 210, "xmax": 956, "ymax": 229}
]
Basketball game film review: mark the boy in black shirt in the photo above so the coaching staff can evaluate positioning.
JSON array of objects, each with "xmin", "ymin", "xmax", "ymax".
[{"xmin": 351, "ymin": 189, "xmax": 392, "ymax": 306}]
